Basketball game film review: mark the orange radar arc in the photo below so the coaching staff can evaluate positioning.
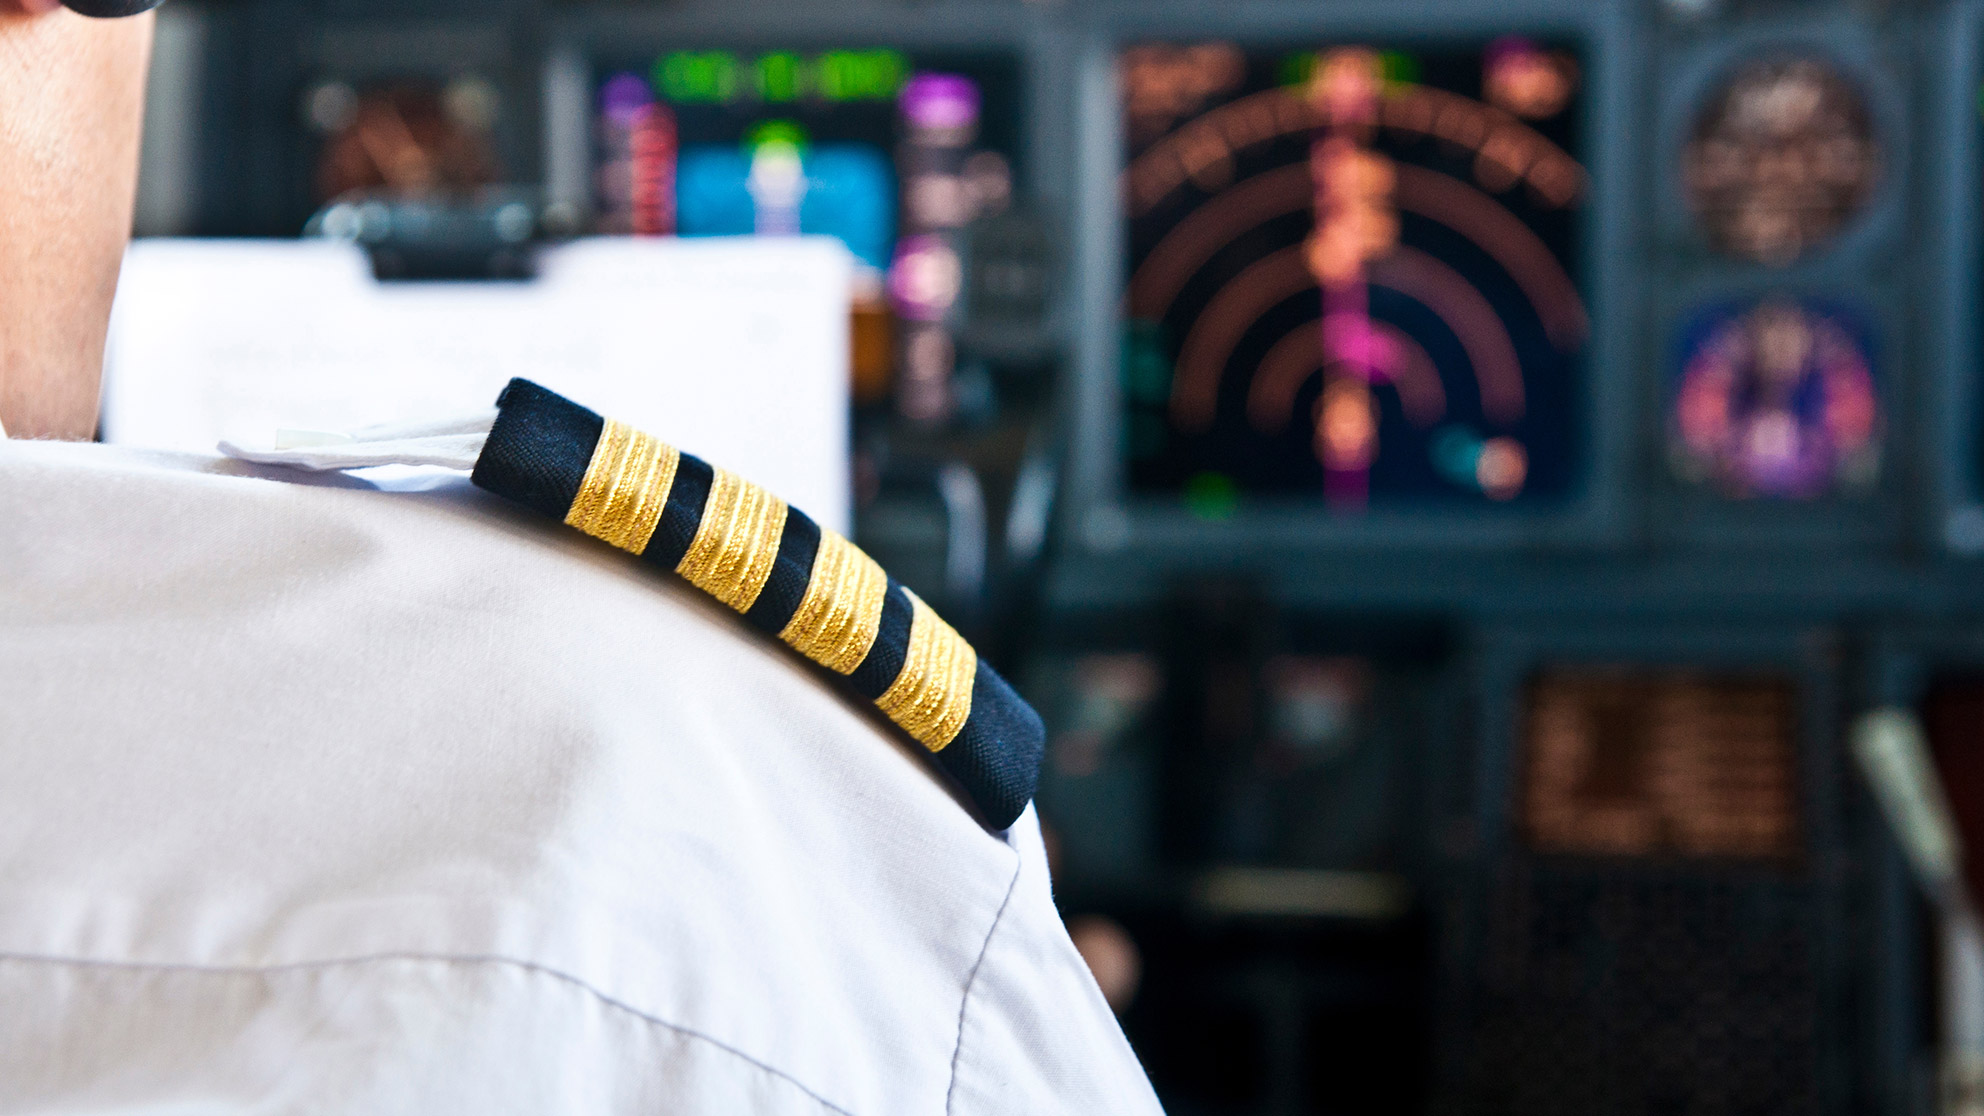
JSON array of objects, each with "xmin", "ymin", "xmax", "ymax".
[
  {"xmin": 1128, "ymin": 164, "xmax": 1312, "ymax": 321},
  {"xmin": 1367, "ymin": 247, "xmax": 1526, "ymax": 424},
  {"xmin": 1124, "ymin": 83, "xmax": 1585, "ymax": 220},
  {"xmin": 1126, "ymin": 166, "xmax": 1586, "ymax": 351},
  {"xmin": 1388, "ymin": 165, "xmax": 1586, "ymax": 348},
  {"xmin": 1169, "ymin": 246, "xmax": 1315, "ymax": 429}
]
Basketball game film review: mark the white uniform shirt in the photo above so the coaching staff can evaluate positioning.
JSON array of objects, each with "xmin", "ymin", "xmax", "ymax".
[{"xmin": 0, "ymin": 439, "xmax": 1162, "ymax": 1115}]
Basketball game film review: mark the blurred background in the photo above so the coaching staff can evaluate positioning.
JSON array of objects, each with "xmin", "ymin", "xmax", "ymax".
[{"xmin": 115, "ymin": 0, "xmax": 1984, "ymax": 1111}]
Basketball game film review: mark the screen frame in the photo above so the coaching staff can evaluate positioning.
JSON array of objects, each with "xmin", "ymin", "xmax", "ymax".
[
  {"xmin": 1931, "ymin": 0, "xmax": 1984, "ymax": 556},
  {"xmin": 1060, "ymin": 0, "xmax": 1641, "ymax": 564}
]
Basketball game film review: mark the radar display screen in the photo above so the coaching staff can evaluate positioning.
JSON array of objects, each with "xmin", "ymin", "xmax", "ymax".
[
  {"xmin": 1682, "ymin": 57, "xmax": 1880, "ymax": 267},
  {"xmin": 1668, "ymin": 296, "xmax": 1879, "ymax": 500},
  {"xmin": 1520, "ymin": 670, "xmax": 1801, "ymax": 860},
  {"xmin": 1120, "ymin": 41, "xmax": 1588, "ymax": 512}
]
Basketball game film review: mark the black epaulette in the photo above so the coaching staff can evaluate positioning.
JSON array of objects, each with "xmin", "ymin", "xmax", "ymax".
[{"xmin": 468, "ymin": 378, "xmax": 1044, "ymax": 831}]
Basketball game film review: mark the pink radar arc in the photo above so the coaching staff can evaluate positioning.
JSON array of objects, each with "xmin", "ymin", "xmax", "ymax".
[
  {"xmin": 1169, "ymin": 244, "xmax": 1526, "ymax": 431},
  {"xmin": 1246, "ymin": 322, "xmax": 1444, "ymax": 433}
]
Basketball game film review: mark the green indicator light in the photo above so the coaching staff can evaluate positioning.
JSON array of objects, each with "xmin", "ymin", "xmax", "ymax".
[
  {"xmin": 871, "ymin": 50, "xmax": 910, "ymax": 97},
  {"xmin": 745, "ymin": 119, "xmax": 809, "ymax": 152},
  {"xmin": 756, "ymin": 51, "xmax": 808, "ymax": 103},
  {"xmin": 817, "ymin": 49, "xmax": 911, "ymax": 102},
  {"xmin": 656, "ymin": 51, "xmax": 739, "ymax": 104},
  {"xmin": 1277, "ymin": 49, "xmax": 1418, "ymax": 89},
  {"xmin": 1377, "ymin": 50, "xmax": 1419, "ymax": 87},
  {"xmin": 1278, "ymin": 52, "xmax": 1319, "ymax": 90},
  {"xmin": 1184, "ymin": 472, "xmax": 1240, "ymax": 521},
  {"xmin": 817, "ymin": 51, "xmax": 860, "ymax": 101}
]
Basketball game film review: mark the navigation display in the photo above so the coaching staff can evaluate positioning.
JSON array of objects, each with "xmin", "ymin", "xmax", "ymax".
[{"xmin": 1120, "ymin": 40, "xmax": 1588, "ymax": 512}]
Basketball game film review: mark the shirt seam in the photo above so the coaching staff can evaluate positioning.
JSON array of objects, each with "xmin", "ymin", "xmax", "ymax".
[
  {"xmin": 943, "ymin": 849, "xmax": 1025, "ymax": 1116},
  {"xmin": 0, "ymin": 947, "xmax": 855, "ymax": 1116}
]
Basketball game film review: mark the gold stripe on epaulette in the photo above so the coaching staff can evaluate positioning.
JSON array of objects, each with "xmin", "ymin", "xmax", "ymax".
[
  {"xmin": 780, "ymin": 530, "xmax": 888, "ymax": 674},
  {"xmin": 876, "ymin": 591, "xmax": 977, "ymax": 752},
  {"xmin": 565, "ymin": 418, "xmax": 679, "ymax": 555},
  {"xmin": 677, "ymin": 468, "xmax": 788, "ymax": 613}
]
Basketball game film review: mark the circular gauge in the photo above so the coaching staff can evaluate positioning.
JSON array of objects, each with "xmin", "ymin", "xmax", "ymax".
[
  {"xmin": 1682, "ymin": 57, "xmax": 1880, "ymax": 266},
  {"xmin": 1668, "ymin": 297, "xmax": 1880, "ymax": 499}
]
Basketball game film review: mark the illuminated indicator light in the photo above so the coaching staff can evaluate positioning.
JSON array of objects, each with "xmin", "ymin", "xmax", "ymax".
[
  {"xmin": 1280, "ymin": 48, "xmax": 1418, "ymax": 90},
  {"xmin": 1432, "ymin": 426, "xmax": 1483, "ymax": 485},
  {"xmin": 745, "ymin": 119, "xmax": 809, "ymax": 152},
  {"xmin": 888, "ymin": 234, "xmax": 962, "ymax": 321},
  {"xmin": 599, "ymin": 72, "xmax": 654, "ymax": 125},
  {"xmin": 1522, "ymin": 672, "xmax": 1800, "ymax": 860},
  {"xmin": 1476, "ymin": 436, "xmax": 1527, "ymax": 499},
  {"xmin": 1278, "ymin": 52, "xmax": 1318, "ymax": 90},
  {"xmin": 656, "ymin": 51, "xmax": 740, "ymax": 104},
  {"xmin": 1316, "ymin": 380, "xmax": 1377, "ymax": 471},
  {"xmin": 630, "ymin": 103, "xmax": 677, "ymax": 236},
  {"xmin": 1184, "ymin": 472, "xmax": 1240, "ymax": 520},
  {"xmin": 1376, "ymin": 51, "xmax": 1420, "ymax": 88},
  {"xmin": 908, "ymin": 71, "xmax": 984, "ymax": 134},
  {"xmin": 1483, "ymin": 37, "xmax": 1576, "ymax": 120},
  {"xmin": 1121, "ymin": 321, "xmax": 1174, "ymax": 406},
  {"xmin": 817, "ymin": 50, "xmax": 910, "ymax": 102},
  {"xmin": 756, "ymin": 51, "xmax": 808, "ymax": 103},
  {"xmin": 742, "ymin": 123, "xmax": 808, "ymax": 237}
]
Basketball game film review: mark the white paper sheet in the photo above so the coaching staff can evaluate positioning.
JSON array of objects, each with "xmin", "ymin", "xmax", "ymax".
[{"xmin": 104, "ymin": 237, "xmax": 852, "ymax": 533}]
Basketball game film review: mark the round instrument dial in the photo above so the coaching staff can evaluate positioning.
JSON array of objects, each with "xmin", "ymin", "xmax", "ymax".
[{"xmin": 1682, "ymin": 57, "xmax": 1879, "ymax": 266}]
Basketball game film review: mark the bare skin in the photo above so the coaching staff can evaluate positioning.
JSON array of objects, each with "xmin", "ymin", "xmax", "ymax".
[{"xmin": 0, "ymin": 3, "xmax": 152, "ymax": 439}]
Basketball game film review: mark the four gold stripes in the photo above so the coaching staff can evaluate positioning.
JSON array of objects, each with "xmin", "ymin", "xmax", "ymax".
[{"xmin": 564, "ymin": 419, "xmax": 976, "ymax": 754}]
